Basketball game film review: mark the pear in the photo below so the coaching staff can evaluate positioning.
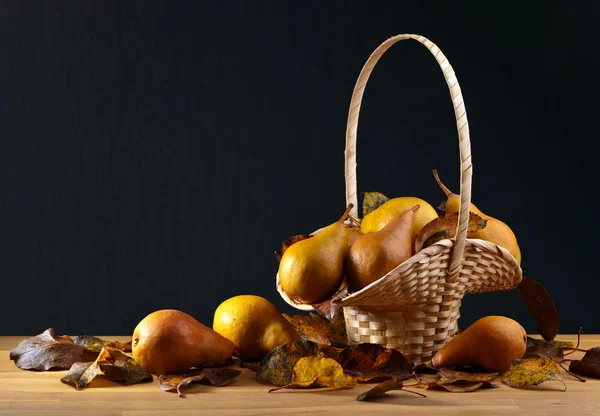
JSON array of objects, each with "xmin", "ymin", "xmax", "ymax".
[
  {"xmin": 346, "ymin": 205, "xmax": 419, "ymax": 292},
  {"xmin": 278, "ymin": 205, "xmax": 354, "ymax": 304},
  {"xmin": 345, "ymin": 227, "xmax": 363, "ymax": 250},
  {"xmin": 360, "ymin": 197, "xmax": 438, "ymax": 241},
  {"xmin": 433, "ymin": 170, "xmax": 521, "ymax": 264},
  {"xmin": 132, "ymin": 309, "xmax": 235, "ymax": 375},
  {"xmin": 213, "ymin": 295, "xmax": 301, "ymax": 360},
  {"xmin": 431, "ymin": 316, "xmax": 527, "ymax": 372}
]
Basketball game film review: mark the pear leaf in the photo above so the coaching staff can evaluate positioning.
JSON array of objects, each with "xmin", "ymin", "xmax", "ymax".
[
  {"xmin": 283, "ymin": 314, "xmax": 332, "ymax": 345},
  {"xmin": 362, "ymin": 192, "xmax": 390, "ymax": 217},
  {"xmin": 569, "ymin": 347, "xmax": 600, "ymax": 379},
  {"xmin": 526, "ymin": 337, "xmax": 573, "ymax": 349},
  {"xmin": 73, "ymin": 335, "xmax": 132, "ymax": 352},
  {"xmin": 159, "ymin": 368, "xmax": 241, "ymax": 397},
  {"xmin": 310, "ymin": 287, "xmax": 347, "ymax": 322},
  {"xmin": 274, "ymin": 234, "xmax": 313, "ymax": 262},
  {"xmin": 414, "ymin": 212, "xmax": 487, "ymax": 253},
  {"xmin": 356, "ymin": 377, "xmax": 417, "ymax": 401},
  {"xmin": 423, "ymin": 368, "xmax": 499, "ymax": 393},
  {"xmin": 269, "ymin": 357, "xmax": 356, "ymax": 391},
  {"xmin": 9, "ymin": 329, "xmax": 99, "ymax": 371},
  {"xmin": 257, "ymin": 340, "xmax": 338, "ymax": 387},
  {"xmin": 517, "ymin": 277, "xmax": 560, "ymax": 341},
  {"xmin": 524, "ymin": 341, "xmax": 564, "ymax": 363},
  {"xmin": 61, "ymin": 347, "xmax": 151, "ymax": 390},
  {"xmin": 502, "ymin": 358, "xmax": 566, "ymax": 390},
  {"xmin": 336, "ymin": 343, "xmax": 412, "ymax": 382}
]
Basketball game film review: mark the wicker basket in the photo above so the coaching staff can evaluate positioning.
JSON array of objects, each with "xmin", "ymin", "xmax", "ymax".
[{"xmin": 276, "ymin": 34, "xmax": 523, "ymax": 364}]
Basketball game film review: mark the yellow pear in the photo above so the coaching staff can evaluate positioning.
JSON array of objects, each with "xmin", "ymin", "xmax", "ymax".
[
  {"xmin": 360, "ymin": 197, "xmax": 438, "ymax": 241},
  {"xmin": 346, "ymin": 205, "xmax": 419, "ymax": 292},
  {"xmin": 433, "ymin": 170, "xmax": 521, "ymax": 263},
  {"xmin": 132, "ymin": 309, "xmax": 236, "ymax": 375},
  {"xmin": 431, "ymin": 316, "xmax": 527, "ymax": 372},
  {"xmin": 278, "ymin": 205, "xmax": 353, "ymax": 304},
  {"xmin": 213, "ymin": 295, "xmax": 301, "ymax": 360}
]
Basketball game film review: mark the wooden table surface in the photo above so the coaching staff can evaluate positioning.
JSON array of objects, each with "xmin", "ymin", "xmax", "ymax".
[{"xmin": 1, "ymin": 335, "xmax": 599, "ymax": 416}]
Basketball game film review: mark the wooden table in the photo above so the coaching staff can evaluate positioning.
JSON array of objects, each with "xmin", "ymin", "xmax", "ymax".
[{"xmin": 1, "ymin": 335, "xmax": 599, "ymax": 415}]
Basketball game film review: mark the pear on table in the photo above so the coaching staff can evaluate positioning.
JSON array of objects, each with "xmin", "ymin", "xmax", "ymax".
[
  {"xmin": 433, "ymin": 170, "xmax": 521, "ymax": 264},
  {"xmin": 346, "ymin": 205, "xmax": 419, "ymax": 293},
  {"xmin": 278, "ymin": 204, "xmax": 354, "ymax": 304},
  {"xmin": 431, "ymin": 316, "xmax": 527, "ymax": 373}
]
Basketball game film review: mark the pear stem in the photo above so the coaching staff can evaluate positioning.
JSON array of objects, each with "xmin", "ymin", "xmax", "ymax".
[
  {"xmin": 347, "ymin": 214, "xmax": 362, "ymax": 227},
  {"xmin": 432, "ymin": 169, "xmax": 453, "ymax": 197},
  {"xmin": 339, "ymin": 203, "xmax": 354, "ymax": 223},
  {"xmin": 412, "ymin": 204, "xmax": 420, "ymax": 212}
]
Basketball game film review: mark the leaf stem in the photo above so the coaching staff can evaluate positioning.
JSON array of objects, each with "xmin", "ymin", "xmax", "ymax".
[
  {"xmin": 268, "ymin": 383, "xmax": 294, "ymax": 393},
  {"xmin": 559, "ymin": 363, "xmax": 586, "ymax": 383},
  {"xmin": 402, "ymin": 388, "xmax": 427, "ymax": 398},
  {"xmin": 564, "ymin": 327, "xmax": 584, "ymax": 356}
]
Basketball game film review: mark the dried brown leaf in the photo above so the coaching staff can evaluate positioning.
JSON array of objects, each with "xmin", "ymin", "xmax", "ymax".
[
  {"xmin": 158, "ymin": 368, "xmax": 241, "ymax": 397},
  {"xmin": 414, "ymin": 212, "xmax": 487, "ymax": 253},
  {"xmin": 73, "ymin": 335, "xmax": 132, "ymax": 352},
  {"xmin": 257, "ymin": 340, "xmax": 337, "ymax": 387},
  {"xmin": 437, "ymin": 368, "xmax": 498, "ymax": 383},
  {"xmin": 524, "ymin": 341, "xmax": 564, "ymax": 363},
  {"xmin": 60, "ymin": 347, "xmax": 151, "ymax": 390},
  {"xmin": 9, "ymin": 329, "xmax": 99, "ymax": 371},
  {"xmin": 569, "ymin": 347, "xmax": 600, "ymax": 379},
  {"xmin": 517, "ymin": 277, "xmax": 560, "ymax": 341},
  {"xmin": 283, "ymin": 314, "xmax": 331, "ymax": 345},
  {"xmin": 425, "ymin": 379, "xmax": 498, "ymax": 392},
  {"xmin": 336, "ymin": 343, "xmax": 412, "ymax": 382},
  {"xmin": 356, "ymin": 377, "xmax": 408, "ymax": 401}
]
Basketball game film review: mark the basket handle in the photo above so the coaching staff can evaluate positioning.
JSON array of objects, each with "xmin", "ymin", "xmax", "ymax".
[{"xmin": 344, "ymin": 34, "xmax": 472, "ymax": 279}]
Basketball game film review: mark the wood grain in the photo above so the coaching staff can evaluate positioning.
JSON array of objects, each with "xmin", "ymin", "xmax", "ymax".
[{"xmin": 2, "ymin": 335, "xmax": 599, "ymax": 415}]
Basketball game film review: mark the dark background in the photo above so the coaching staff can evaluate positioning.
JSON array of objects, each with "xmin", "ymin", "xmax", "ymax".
[{"xmin": 1, "ymin": 1, "xmax": 597, "ymax": 336}]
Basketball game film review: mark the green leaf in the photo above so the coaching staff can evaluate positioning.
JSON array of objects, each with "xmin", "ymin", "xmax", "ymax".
[{"xmin": 362, "ymin": 192, "xmax": 389, "ymax": 217}]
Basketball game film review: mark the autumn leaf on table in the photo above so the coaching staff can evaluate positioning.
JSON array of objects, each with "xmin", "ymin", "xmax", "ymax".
[
  {"xmin": 9, "ymin": 329, "xmax": 99, "ymax": 371},
  {"xmin": 159, "ymin": 368, "xmax": 241, "ymax": 397},
  {"xmin": 283, "ymin": 314, "xmax": 331, "ymax": 345},
  {"xmin": 569, "ymin": 347, "xmax": 600, "ymax": 379},
  {"xmin": 257, "ymin": 340, "xmax": 338, "ymax": 387},
  {"xmin": 61, "ymin": 347, "xmax": 151, "ymax": 390},
  {"xmin": 517, "ymin": 277, "xmax": 560, "ymax": 341},
  {"xmin": 362, "ymin": 192, "xmax": 390, "ymax": 217},
  {"xmin": 524, "ymin": 340, "xmax": 564, "ymax": 363},
  {"xmin": 336, "ymin": 343, "xmax": 412, "ymax": 382},
  {"xmin": 73, "ymin": 335, "xmax": 132, "ymax": 352},
  {"xmin": 414, "ymin": 212, "xmax": 487, "ymax": 253},
  {"xmin": 269, "ymin": 357, "xmax": 355, "ymax": 392},
  {"xmin": 526, "ymin": 337, "xmax": 573, "ymax": 349},
  {"xmin": 424, "ymin": 368, "xmax": 499, "ymax": 393},
  {"xmin": 503, "ymin": 357, "xmax": 566, "ymax": 390}
]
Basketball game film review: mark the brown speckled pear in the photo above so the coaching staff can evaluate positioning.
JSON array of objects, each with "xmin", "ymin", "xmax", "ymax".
[
  {"xmin": 278, "ymin": 205, "xmax": 354, "ymax": 304},
  {"xmin": 432, "ymin": 316, "xmax": 527, "ymax": 372},
  {"xmin": 346, "ymin": 205, "xmax": 419, "ymax": 293},
  {"xmin": 132, "ymin": 309, "xmax": 235, "ymax": 375},
  {"xmin": 213, "ymin": 295, "xmax": 301, "ymax": 361},
  {"xmin": 433, "ymin": 170, "xmax": 521, "ymax": 264}
]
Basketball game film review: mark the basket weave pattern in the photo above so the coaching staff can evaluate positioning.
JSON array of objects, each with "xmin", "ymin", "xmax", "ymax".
[{"xmin": 276, "ymin": 34, "xmax": 522, "ymax": 364}]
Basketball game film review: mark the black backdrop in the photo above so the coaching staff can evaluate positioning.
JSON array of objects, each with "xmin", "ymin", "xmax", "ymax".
[{"xmin": 1, "ymin": 1, "xmax": 598, "ymax": 336}]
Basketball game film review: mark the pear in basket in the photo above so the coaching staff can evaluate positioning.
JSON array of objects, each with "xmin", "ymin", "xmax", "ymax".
[
  {"xmin": 360, "ymin": 196, "xmax": 438, "ymax": 241},
  {"xmin": 346, "ymin": 205, "xmax": 419, "ymax": 292},
  {"xmin": 278, "ymin": 204, "xmax": 354, "ymax": 304},
  {"xmin": 433, "ymin": 170, "xmax": 521, "ymax": 264}
]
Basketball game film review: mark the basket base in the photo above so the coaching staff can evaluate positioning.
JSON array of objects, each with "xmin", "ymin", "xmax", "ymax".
[{"xmin": 343, "ymin": 298, "xmax": 462, "ymax": 364}]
